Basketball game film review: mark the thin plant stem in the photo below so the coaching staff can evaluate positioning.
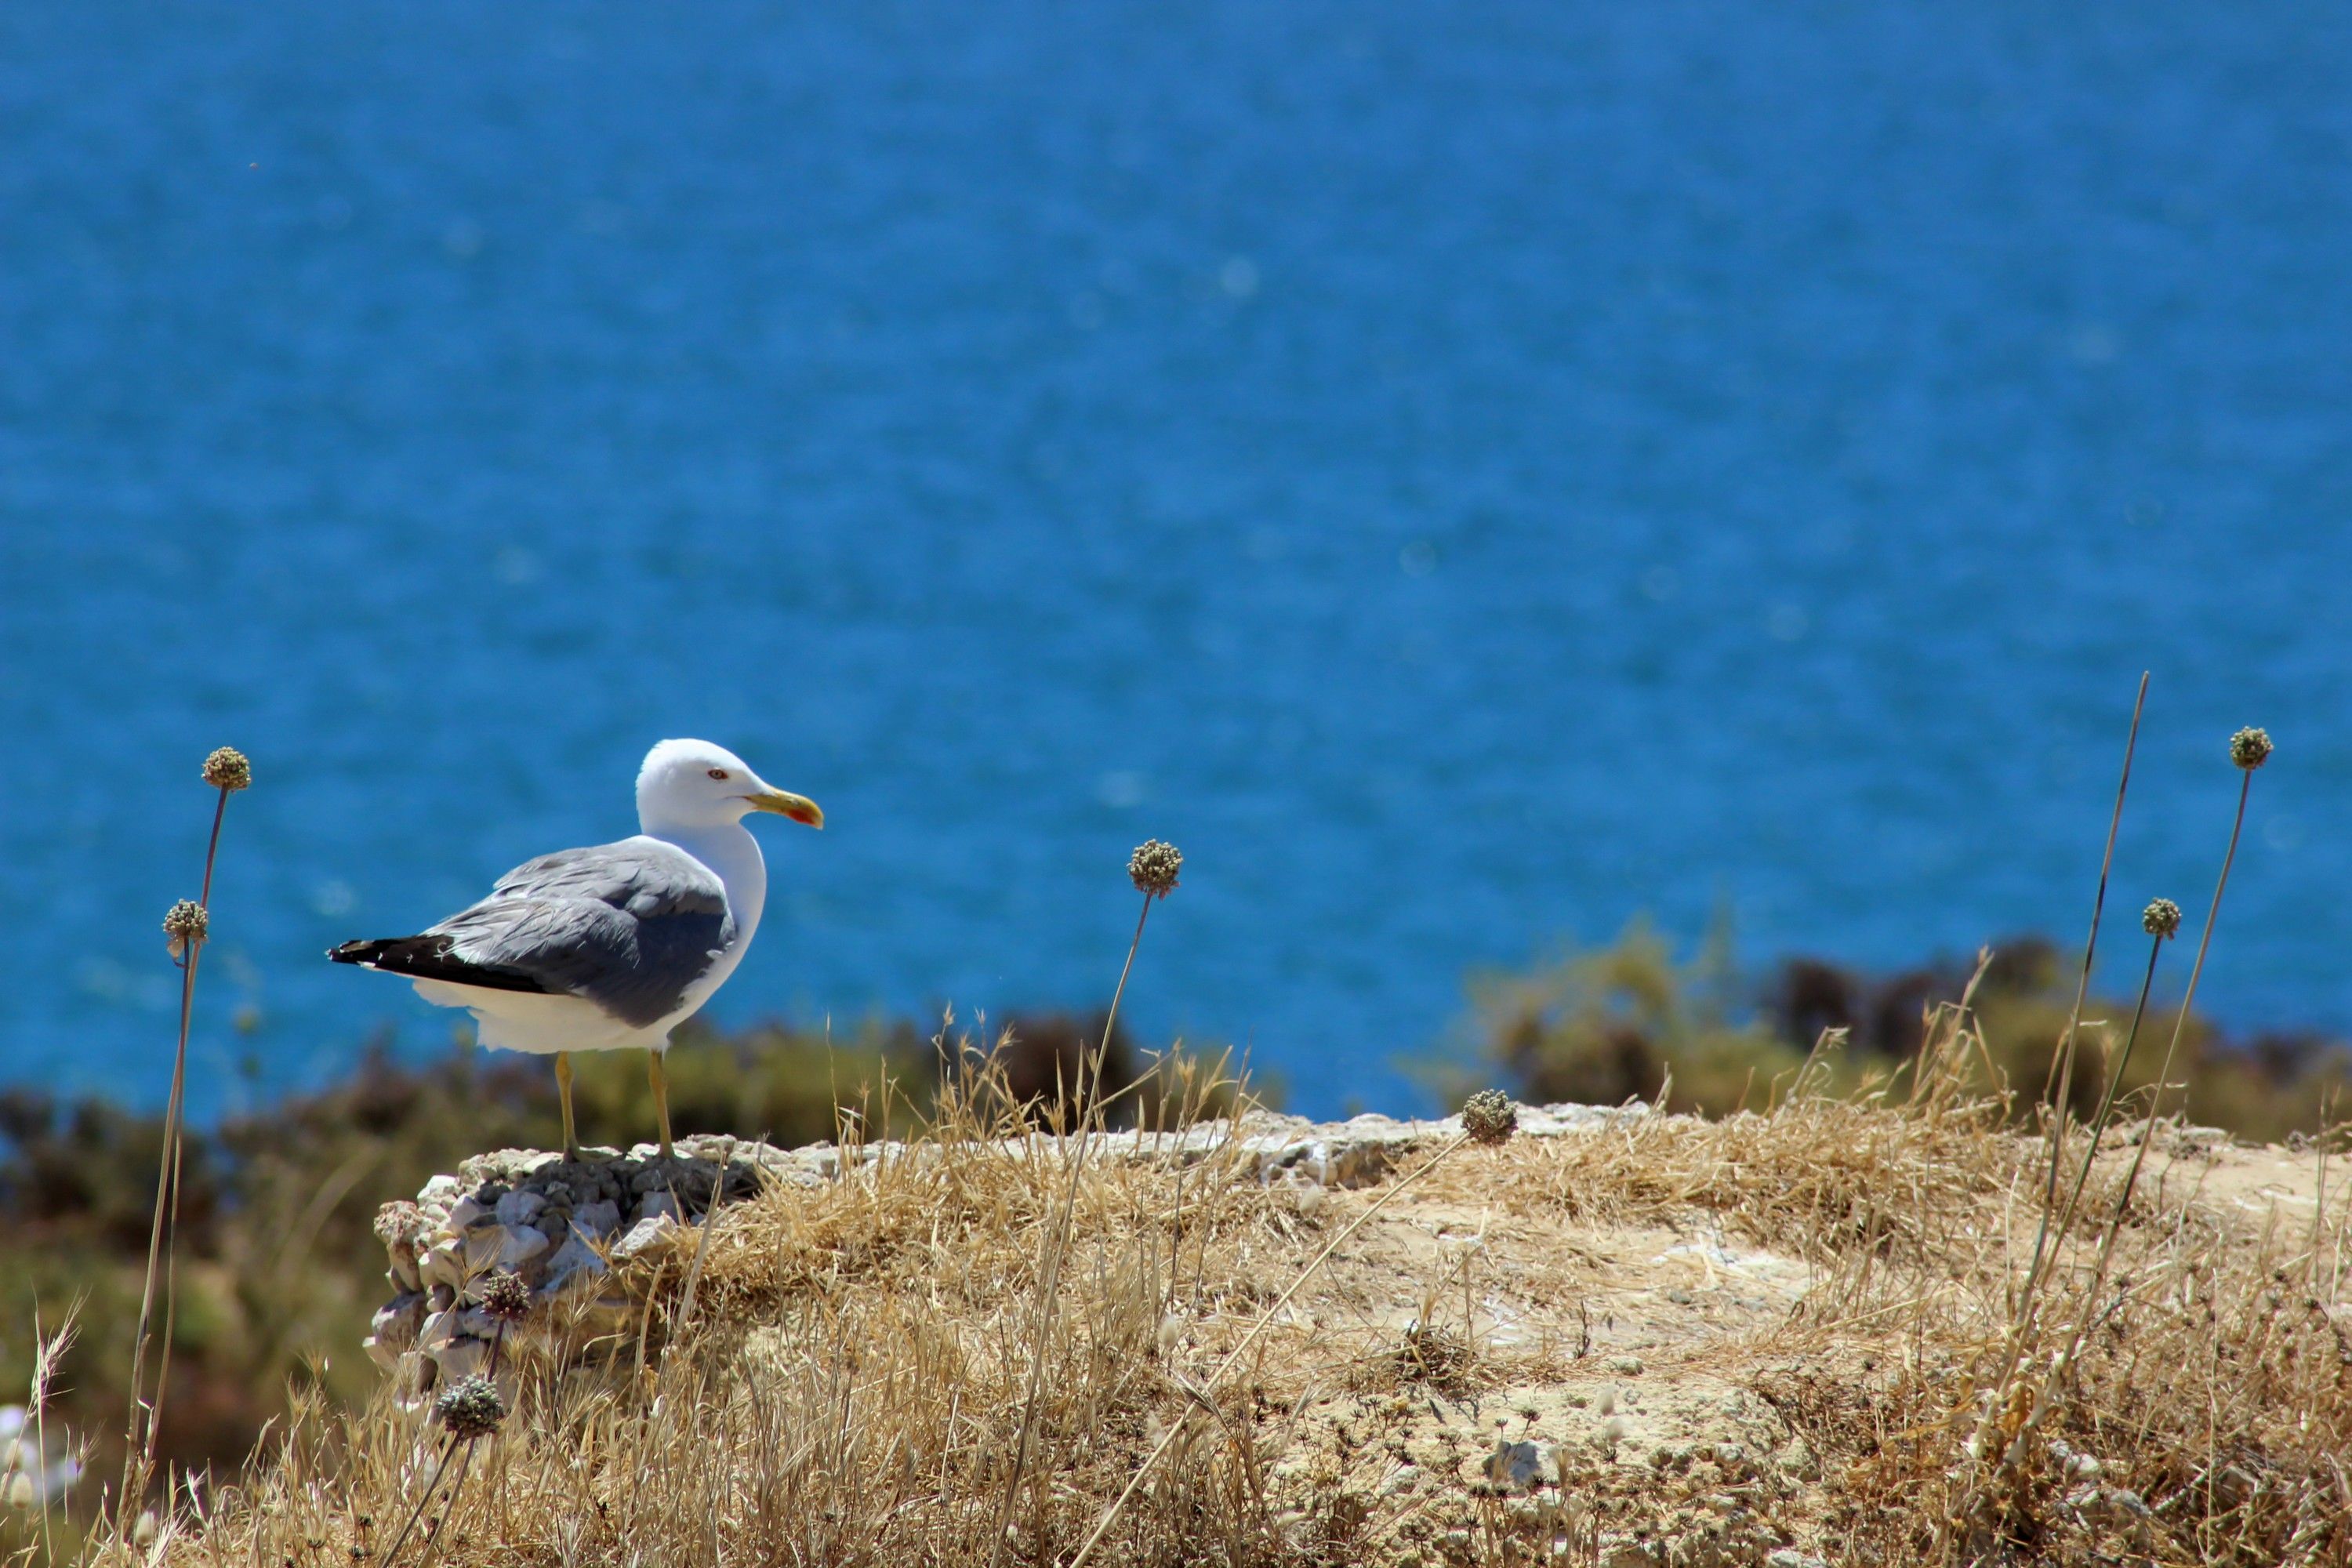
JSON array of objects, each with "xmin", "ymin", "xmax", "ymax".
[
  {"xmin": 2034, "ymin": 672, "xmax": 2147, "ymax": 1261},
  {"xmin": 988, "ymin": 891, "xmax": 1156, "ymax": 1568},
  {"xmin": 151, "ymin": 785, "xmax": 231, "ymax": 1454},
  {"xmin": 2012, "ymin": 938, "xmax": 2166, "ymax": 1446},
  {"xmin": 1067, "ymin": 1132, "xmax": 1475, "ymax": 1568},
  {"xmin": 377, "ymin": 1436, "xmax": 459, "ymax": 1568},
  {"xmin": 2013, "ymin": 782, "xmax": 2254, "ymax": 1463},
  {"xmin": 2094, "ymin": 770, "xmax": 2255, "ymax": 1278},
  {"xmin": 1961, "ymin": 678, "xmax": 2143, "ymax": 1475},
  {"xmin": 381, "ymin": 1324, "xmax": 504, "ymax": 1568},
  {"xmin": 2049, "ymin": 935, "xmax": 2165, "ymax": 1250},
  {"xmin": 123, "ymin": 782, "xmax": 234, "ymax": 1503},
  {"xmin": 411, "ymin": 1433, "xmax": 479, "ymax": 1568},
  {"xmin": 30, "ymin": 1305, "xmax": 75, "ymax": 1566},
  {"xmin": 1967, "ymin": 759, "xmax": 2258, "ymax": 1500}
]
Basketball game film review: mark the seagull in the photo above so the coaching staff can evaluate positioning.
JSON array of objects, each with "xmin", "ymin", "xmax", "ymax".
[{"xmin": 330, "ymin": 739, "xmax": 823, "ymax": 1160}]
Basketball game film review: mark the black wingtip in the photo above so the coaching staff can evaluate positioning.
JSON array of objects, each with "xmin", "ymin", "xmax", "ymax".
[{"xmin": 328, "ymin": 933, "xmax": 554, "ymax": 996}]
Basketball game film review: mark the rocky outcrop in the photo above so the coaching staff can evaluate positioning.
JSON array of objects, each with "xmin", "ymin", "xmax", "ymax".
[
  {"xmin": 365, "ymin": 1138, "xmax": 771, "ymax": 1396},
  {"xmin": 365, "ymin": 1104, "xmax": 1638, "ymax": 1395}
]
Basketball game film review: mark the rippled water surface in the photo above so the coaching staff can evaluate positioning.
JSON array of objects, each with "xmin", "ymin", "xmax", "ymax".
[{"xmin": 3, "ymin": 0, "xmax": 2348, "ymax": 1116}]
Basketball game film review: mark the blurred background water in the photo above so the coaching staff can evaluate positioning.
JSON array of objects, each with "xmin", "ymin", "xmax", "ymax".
[{"xmin": 2, "ymin": 0, "xmax": 2347, "ymax": 1120}]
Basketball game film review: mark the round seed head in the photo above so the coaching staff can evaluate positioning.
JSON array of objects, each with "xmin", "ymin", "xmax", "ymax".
[
  {"xmin": 2142, "ymin": 898, "xmax": 2182, "ymax": 939},
  {"xmin": 476, "ymin": 1269, "xmax": 532, "ymax": 1324},
  {"xmin": 2, "ymin": 1472, "xmax": 27, "ymax": 1512},
  {"xmin": 2229, "ymin": 727, "xmax": 2272, "ymax": 771},
  {"xmin": 1128, "ymin": 839, "xmax": 1183, "ymax": 899},
  {"xmin": 1460, "ymin": 1089, "xmax": 1518, "ymax": 1147},
  {"xmin": 131, "ymin": 1508, "xmax": 158, "ymax": 1546},
  {"xmin": 162, "ymin": 899, "xmax": 209, "ymax": 960},
  {"xmin": 434, "ymin": 1374, "xmax": 506, "ymax": 1440},
  {"xmin": 201, "ymin": 746, "xmax": 252, "ymax": 792}
]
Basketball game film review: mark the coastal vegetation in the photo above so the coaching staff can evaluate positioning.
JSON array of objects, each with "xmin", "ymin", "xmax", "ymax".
[{"xmin": 7, "ymin": 714, "xmax": 2351, "ymax": 1564}]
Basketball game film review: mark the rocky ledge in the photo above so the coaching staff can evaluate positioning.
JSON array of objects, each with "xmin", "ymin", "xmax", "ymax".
[{"xmin": 365, "ymin": 1102, "xmax": 1635, "ymax": 1396}]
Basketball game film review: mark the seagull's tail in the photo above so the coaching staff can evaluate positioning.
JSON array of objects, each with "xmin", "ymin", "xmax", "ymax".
[
  {"xmin": 328, "ymin": 935, "xmax": 552, "ymax": 995},
  {"xmin": 328, "ymin": 938, "xmax": 394, "ymax": 967}
]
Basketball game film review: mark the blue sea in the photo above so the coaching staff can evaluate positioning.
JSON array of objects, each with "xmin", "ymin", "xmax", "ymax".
[{"xmin": 3, "ymin": 0, "xmax": 2348, "ymax": 1120}]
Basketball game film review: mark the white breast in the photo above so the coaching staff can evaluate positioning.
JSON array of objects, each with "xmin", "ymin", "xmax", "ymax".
[{"xmin": 644, "ymin": 820, "xmax": 768, "ymax": 1030}]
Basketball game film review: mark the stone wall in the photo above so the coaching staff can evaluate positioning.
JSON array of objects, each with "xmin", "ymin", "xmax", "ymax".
[{"xmin": 365, "ymin": 1103, "xmax": 1635, "ymax": 1396}]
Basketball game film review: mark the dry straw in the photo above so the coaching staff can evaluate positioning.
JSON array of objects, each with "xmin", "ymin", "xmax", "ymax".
[
  {"xmin": 75, "ymin": 989, "xmax": 2349, "ymax": 1565},
  {"xmin": 988, "ymin": 838, "xmax": 1184, "ymax": 1568},
  {"xmin": 1958, "ymin": 717, "xmax": 2279, "ymax": 1541},
  {"xmin": 1064, "ymin": 1089, "xmax": 1519, "ymax": 1568}
]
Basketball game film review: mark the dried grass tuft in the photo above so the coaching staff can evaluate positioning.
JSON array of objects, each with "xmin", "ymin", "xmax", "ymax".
[{"xmin": 46, "ymin": 1003, "xmax": 2351, "ymax": 1568}]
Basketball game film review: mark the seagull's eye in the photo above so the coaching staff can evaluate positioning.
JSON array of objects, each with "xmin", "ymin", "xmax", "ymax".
[{"xmin": 707, "ymin": 768, "xmax": 730, "ymax": 781}]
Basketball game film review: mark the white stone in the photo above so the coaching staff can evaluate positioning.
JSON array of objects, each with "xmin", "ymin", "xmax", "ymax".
[
  {"xmin": 365, "ymin": 1294, "xmax": 428, "ymax": 1373},
  {"xmin": 496, "ymin": 1225, "xmax": 551, "ymax": 1270},
  {"xmin": 387, "ymin": 1249, "xmax": 422, "ymax": 1294},
  {"xmin": 419, "ymin": 1239, "xmax": 468, "ymax": 1293},
  {"xmin": 462, "ymin": 1225, "xmax": 506, "ymax": 1272},
  {"xmin": 539, "ymin": 1232, "xmax": 607, "ymax": 1296},
  {"xmin": 417, "ymin": 1308, "xmax": 458, "ymax": 1351},
  {"xmin": 495, "ymin": 1189, "xmax": 547, "ymax": 1228},
  {"xmin": 613, "ymin": 1214, "xmax": 680, "ymax": 1262}
]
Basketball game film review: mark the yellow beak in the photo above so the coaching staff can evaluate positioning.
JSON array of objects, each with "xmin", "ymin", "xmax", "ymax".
[{"xmin": 747, "ymin": 788, "xmax": 824, "ymax": 829}]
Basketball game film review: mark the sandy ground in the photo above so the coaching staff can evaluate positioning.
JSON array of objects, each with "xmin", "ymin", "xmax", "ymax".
[{"xmin": 368, "ymin": 1107, "xmax": 2340, "ymax": 1566}]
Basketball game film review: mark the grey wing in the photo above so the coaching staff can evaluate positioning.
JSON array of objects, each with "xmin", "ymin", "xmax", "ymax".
[{"xmin": 432, "ymin": 840, "xmax": 737, "ymax": 1029}]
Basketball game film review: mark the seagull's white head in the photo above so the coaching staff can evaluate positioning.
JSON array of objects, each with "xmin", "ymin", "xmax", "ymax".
[{"xmin": 635, "ymin": 739, "xmax": 824, "ymax": 834}]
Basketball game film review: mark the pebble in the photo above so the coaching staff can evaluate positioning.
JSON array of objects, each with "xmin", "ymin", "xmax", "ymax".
[
  {"xmin": 612, "ymin": 1214, "xmax": 681, "ymax": 1262},
  {"xmin": 419, "ymin": 1174, "xmax": 464, "ymax": 1207},
  {"xmin": 1484, "ymin": 1440, "xmax": 1550, "ymax": 1493}
]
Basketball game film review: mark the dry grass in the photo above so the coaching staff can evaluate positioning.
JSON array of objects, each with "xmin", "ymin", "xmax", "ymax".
[{"xmin": 18, "ymin": 991, "xmax": 2332, "ymax": 1568}]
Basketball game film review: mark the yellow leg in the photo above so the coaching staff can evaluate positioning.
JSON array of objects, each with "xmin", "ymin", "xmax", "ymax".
[
  {"xmin": 554, "ymin": 1051, "xmax": 578, "ymax": 1160},
  {"xmin": 650, "ymin": 1047, "xmax": 673, "ymax": 1160}
]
